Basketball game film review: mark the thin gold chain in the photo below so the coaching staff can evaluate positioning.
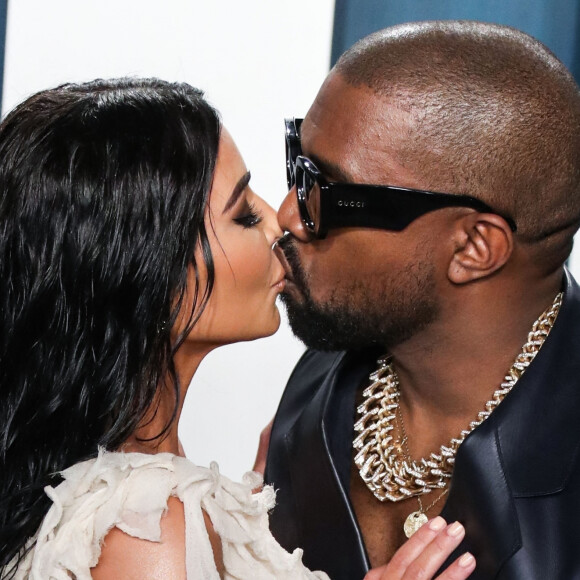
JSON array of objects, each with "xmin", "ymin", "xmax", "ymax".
[
  {"xmin": 417, "ymin": 488, "xmax": 449, "ymax": 513},
  {"xmin": 395, "ymin": 402, "xmax": 449, "ymax": 514},
  {"xmin": 395, "ymin": 395, "xmax": 449, "ymax": 515}
]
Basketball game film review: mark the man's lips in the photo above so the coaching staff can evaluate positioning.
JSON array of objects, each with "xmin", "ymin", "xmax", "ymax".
[{"xmin": 273, "ymin": 243, "xmax": 295, "ymax": 284}]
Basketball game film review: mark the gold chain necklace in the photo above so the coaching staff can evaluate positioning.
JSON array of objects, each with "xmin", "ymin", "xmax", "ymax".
[{"xmin": 353, "ymin": 292, "xmax": 563, "ymax": 527}]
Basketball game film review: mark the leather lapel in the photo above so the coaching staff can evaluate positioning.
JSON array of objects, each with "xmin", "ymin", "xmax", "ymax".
[
  {"xmin": 440, "ymin": 418, "xmax": 522, "ymax": 578},
  {"xmin": 285, "ymin": 351, "xmax": 370, "ymax": 579},
  {"xmin": 496, "ymin": 269, "xmax": 580, "ymax": 496}
]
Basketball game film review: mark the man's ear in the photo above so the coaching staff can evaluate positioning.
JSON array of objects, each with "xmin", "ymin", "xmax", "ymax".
[{"xmin": 447, "ymin": 214, "xmax": 514, "ymax": 284}]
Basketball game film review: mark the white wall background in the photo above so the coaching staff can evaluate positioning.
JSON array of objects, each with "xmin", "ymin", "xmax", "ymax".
[
  {"xmin": 569, "ymin": 243, "xmax": 580, "ymax": 275},
  {"xmin": 3, "ymin": 0, "xmax": 335, "ymax": 480}
]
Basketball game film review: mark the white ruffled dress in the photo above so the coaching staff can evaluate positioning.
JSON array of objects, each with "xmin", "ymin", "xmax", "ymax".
[{"xmin": 11, "ymin": 451, "xmax": 329, "ymax": 579}]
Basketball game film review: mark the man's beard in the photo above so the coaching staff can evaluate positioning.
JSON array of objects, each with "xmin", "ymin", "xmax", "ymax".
[{"xmin": 278, "ymin": 236, "xmax": 439, "ymax": 352}]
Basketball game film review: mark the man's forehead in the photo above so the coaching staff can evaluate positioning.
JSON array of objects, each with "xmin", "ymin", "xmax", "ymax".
[
  {"xmin": 302, "ymin": 75, "xmax": 380, "ymax": 142},
  {"xmin": 300, "ymin": 73, "xmax": 419, "ymax": 185}
]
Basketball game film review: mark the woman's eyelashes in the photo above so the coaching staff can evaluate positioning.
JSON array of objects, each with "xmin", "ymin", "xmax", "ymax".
[{"xmin": 233, "ymin": 201, "xmax": 263, "ymax": 229}]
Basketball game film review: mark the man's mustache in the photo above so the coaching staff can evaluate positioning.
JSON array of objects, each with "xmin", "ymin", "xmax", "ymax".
[
  {"xmin": 276, "ymin": 233, "xmax": 298, "ymax": 274},
  {"xmin": 275, "ymin": 233, "xmax": 307, "ymax": 294}
]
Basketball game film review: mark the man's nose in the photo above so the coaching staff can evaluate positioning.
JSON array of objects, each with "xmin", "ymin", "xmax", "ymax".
[{"xmin": 277, "ymin": 186, "xmax": 312, "ymax": 243}]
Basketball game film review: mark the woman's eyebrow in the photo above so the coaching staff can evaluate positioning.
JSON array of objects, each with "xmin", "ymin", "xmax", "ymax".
[{"xmin": 222, "ymin": 171, "xmax": 251, "ymax": 214}]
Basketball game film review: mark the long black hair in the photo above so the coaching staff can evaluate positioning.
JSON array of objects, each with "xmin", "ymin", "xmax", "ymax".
[{"xmin": 0, "ymin": 78, "xmax": 221, "ymax": 574}]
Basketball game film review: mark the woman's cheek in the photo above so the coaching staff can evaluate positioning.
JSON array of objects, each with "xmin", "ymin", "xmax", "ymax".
[{"xmin": 232, "ymin": 233, "xmax": 271, "ymax": 286}]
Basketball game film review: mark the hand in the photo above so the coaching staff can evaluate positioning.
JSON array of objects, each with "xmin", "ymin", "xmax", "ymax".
[
  {"xmin": 364, "ymin": 517, "xmax": 475, "ymax": 580},
  {"xmin": 252, "ymin": 418, "xmax": 274, "ymax": 475}
]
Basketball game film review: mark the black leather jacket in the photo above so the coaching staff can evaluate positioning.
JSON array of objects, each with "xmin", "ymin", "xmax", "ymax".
[{"xmin": 265, "ymin": 270, "xmax": 580, "ymax": 579}]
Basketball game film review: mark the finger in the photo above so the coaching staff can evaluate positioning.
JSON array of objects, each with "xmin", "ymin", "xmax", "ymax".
[
  {"xmin": 364, "ymin": 550, "xmax": 475, "ymax": 580},
  {"xmin": 386, "ymin": 516, "xmax": 449, "ymax": 575},
  {"xmin": 363, "ymin": 566, "xmax": 388, "ymax": 580},
  {"xmin": 251, "ymin": 418, "xmax": 274, "ymax": 474},
  {"xmin": 435, "ymin": 552, "xmax": 476, "ymax": 580},
  {"xmin": 252, "ymin": 455, "xmax": 266, "ymax": 477},
  {"xmin": 401, "ymin": 521, "xmax": 466, "ymax": 580}
]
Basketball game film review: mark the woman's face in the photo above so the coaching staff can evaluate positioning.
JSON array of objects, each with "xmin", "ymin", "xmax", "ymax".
[{"xmin": 178, "ymin": 128, "xmax": 285, "ymax": 347}]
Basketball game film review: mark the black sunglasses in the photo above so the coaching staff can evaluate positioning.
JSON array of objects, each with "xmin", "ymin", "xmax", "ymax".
[{"xmin": 285, "ymin": 117, "xmax": 517, "ymax": 239}]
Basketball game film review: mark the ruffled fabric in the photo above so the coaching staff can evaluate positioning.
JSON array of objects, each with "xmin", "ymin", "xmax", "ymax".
[{"xmin": 11, "ymin": 451, "xmax": 328, "ymax": 579}]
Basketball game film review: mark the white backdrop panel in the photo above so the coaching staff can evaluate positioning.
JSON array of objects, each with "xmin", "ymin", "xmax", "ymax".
[{"xmin": 3, "ymin": 0, "xmax": 335, "ymax": 480}]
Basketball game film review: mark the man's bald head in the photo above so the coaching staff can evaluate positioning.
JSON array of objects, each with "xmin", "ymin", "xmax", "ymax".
[{"xmin": 334, "ymin": 22, "xmax": 580, "ymax": 261}]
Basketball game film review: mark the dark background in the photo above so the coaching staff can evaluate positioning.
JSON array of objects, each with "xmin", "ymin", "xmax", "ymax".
[{"xmin": 331, "ymin": 0, "xmax": 580, "ymax": 83}]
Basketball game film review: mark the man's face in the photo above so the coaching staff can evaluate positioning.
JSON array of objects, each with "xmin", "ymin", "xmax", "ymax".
[{"xmin": 276, "ymin": 73, "xmax": 443, "ymax": 351}]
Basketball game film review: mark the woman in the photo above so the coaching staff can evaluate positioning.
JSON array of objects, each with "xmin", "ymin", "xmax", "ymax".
[{"xmin": 0, "ymin": 78, "xmax": 474, "ymax": 579}]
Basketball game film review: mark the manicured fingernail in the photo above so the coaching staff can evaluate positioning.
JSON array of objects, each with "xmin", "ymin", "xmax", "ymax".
[
  {"xmin": 447, "ymin": 521, "xmax": 464, "ymax": 537},
  {"xmin": 429, "ymin": 516, "xmax": 446, "ymax": 531},
  {"xmin": 459, "ymin": 553, "xmax": 475, "ymax": 568}
]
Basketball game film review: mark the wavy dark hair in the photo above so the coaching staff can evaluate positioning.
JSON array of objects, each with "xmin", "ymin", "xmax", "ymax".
[{"xmin": 0, "ymin": 78, "xmax": 221, "ymax": 574}]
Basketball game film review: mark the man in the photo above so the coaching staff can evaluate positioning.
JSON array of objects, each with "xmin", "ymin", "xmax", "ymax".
[{"xmin": 265, "ymin": 21, "xmax": 580, "ymax": 580}]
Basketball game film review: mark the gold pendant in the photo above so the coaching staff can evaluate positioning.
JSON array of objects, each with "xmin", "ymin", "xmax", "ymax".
[{"xmin": 404, "ymin": 511, "xmax": 428, "ymax": 538}]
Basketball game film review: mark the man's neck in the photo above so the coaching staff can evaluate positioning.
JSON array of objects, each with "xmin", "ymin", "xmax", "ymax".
[{"xmin": 386, "ymin": 272, "xmax": 563, "ymax": 455}]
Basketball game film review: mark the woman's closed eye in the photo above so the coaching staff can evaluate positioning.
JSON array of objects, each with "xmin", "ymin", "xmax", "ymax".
[{"xmin": 233, "ymin": 202, "xmax": 263, "ymax": 229}]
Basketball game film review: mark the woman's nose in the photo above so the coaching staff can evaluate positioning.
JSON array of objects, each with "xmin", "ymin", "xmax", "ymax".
[{"xmin": 277, "ymin": 186, "xmax": 311, "ymax": 243}]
